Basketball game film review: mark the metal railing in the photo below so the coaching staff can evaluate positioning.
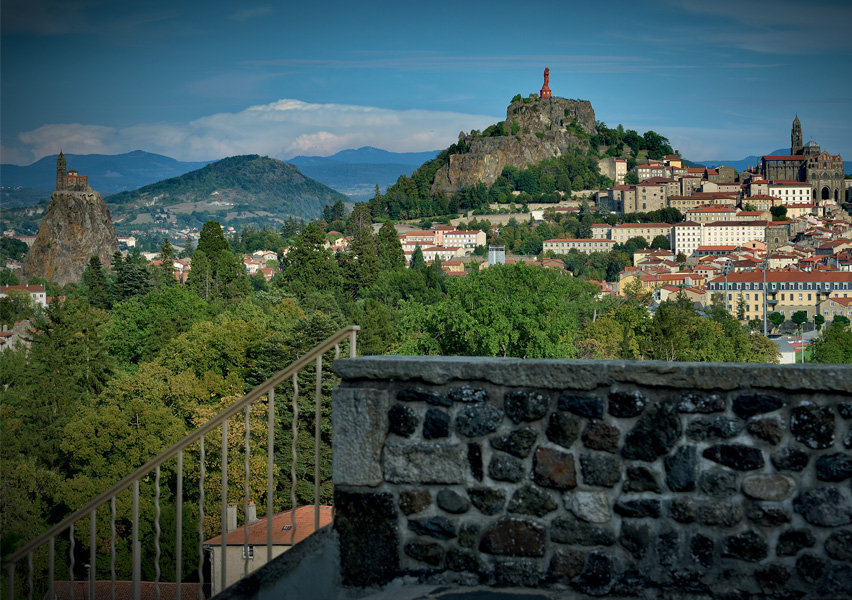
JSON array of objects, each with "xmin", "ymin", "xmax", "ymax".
[{"xmin": 3, "ymin": 325, "xmax": 358, "ymax": 600}]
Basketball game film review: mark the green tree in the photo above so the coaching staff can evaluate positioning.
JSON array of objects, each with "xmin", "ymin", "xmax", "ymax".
[
  {"xmin": 197, "ymin": 220, "xmax": 230, "ymax": 256},
  {"xmin": 276, "ymin": 221, "xmax": 342, "ymax": 297},
  {"xmin": 770, "ymin": 206, "xmax": 788, "ymax": 221},
  {"xmin": 812, "ymin": 319, "xmax": 852, "ymax": 363},
  {"xmin": 0, "ymin": 269, "xmax": 20, "ymax": 285},
  {"xmin": 410, "ymin": 246, "xmax": 426, "ymax": 270},
  {"xmin": 768, "ymin": 311, "xmax": 785, "ymax": 333},
  {"xmin": 736, "ymin": 294, "xmax": 746, "ymax": 321},
  {"xmin": 341, "ymin": 203, "xmax": 380, "ymax": 298},
  {"xmin": 376, "ymin": 220, "xmax": 406, "ymax": 271},
  {"xmin": 650, "ymin": 235, "xmax": 670, "ymax": 250},
  {"xmin": 814, "ymin": 313, "xmax": 825, "ymax": 332},
  {"xmin": 82, "ymin": 255, "xmax": 111, "ymax": 310}
]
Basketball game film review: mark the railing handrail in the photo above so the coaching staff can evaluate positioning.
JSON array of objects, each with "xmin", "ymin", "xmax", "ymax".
[{"xmin": 4, "ymin": 324, "xmax": 359, "ymax": 567}]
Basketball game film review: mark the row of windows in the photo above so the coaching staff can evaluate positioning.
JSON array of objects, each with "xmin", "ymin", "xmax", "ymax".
[{"xmin": 714, "ymin": 281, "xmax": 850, "ymax": 291}]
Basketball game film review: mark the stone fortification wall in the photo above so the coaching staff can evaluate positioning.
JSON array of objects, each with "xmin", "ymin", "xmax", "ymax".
[{"xmin": 332, "ymin": 357, "xmax": 852, "ymax": 598}]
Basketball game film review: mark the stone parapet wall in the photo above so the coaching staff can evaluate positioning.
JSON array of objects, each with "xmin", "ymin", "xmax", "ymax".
[{"xmin": 332, "ymin": 357, "xmax": 852, "ymax": 598}]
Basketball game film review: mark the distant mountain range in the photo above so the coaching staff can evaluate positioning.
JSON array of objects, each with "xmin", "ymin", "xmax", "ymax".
[
  {"xmin": 694, "ymin": 149, "xmax": 788, "ymax": 173},
  {"xmin": 288, "ymin": 147, "xmax": 439, "ymax": 201},
  {"xmin": 0, "ymin": 147, "xmax": 439, "ymax": 207}
]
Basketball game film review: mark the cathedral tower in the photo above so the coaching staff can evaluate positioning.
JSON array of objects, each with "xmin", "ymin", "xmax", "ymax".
[
  {"xmin": 56, "ymin": 151, "xmax": 66, "ymax": 191},
  {"xmin": 791, "ymin": 115, "xmax": 803, "ymax": 155}
]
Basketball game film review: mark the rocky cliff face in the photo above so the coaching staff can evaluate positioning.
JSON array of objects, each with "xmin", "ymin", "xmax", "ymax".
[
  {"xmin": 432, "ymin": 96, "xmax": 596, "ymax": 193},
  {"xmin": 22, "ymin": 190, "xmax": 119, "ymax": 285}
]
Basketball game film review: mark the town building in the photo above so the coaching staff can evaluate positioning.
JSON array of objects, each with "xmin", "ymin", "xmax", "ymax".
[{"xmin": 542, "ymin": 238, "xmax": 617, "ymax": 255}]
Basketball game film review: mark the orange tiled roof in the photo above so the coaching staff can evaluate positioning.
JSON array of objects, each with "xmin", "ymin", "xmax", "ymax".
[{"xmin": 203, "ymin": 505, "xmax": 332, "ymax": 546}]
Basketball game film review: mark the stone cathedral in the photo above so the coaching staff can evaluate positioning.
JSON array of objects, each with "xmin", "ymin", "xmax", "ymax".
[{"xmin": 762, "ymin": 116, "xmax": 845, "ymax": 204}]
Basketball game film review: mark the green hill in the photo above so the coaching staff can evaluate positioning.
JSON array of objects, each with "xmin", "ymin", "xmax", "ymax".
[{"xmin": 107, "ymin": 155, "xmax": 348, "ymax": 226}]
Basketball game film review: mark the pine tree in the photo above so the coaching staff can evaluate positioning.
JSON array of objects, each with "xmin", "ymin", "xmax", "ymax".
[
  {"xmin": 377, "ymin": 220, "xmax": 405, "ymax": 271},
  {"xmin": 342, "ymin": 203, "xmax": 380, "ymax": 297},
  {"xmin": 277, "ymin": 221, "xmax": 341, "ymax": 296},
  {"xmin": 410, "ymin": 246, "xmax": 425, "ymax": 270},
  {"xmin": 83, "ymin": 255, "xmax": 111, "ymax": 309}
]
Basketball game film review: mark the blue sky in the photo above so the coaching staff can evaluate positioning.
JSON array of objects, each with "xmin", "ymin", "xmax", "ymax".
[{"xmin": 2, "ymin": 0, "xmax": 850, "ymax": 168}]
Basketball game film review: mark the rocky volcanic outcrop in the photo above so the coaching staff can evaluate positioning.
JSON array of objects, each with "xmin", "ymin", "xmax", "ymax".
[
  {"xmin": 22, "ymin": 189, "xmax": 118, "ymax": 285},
  {"xmin": 432, "ymin": 96, "xmax": 596, "ymax": 193}
]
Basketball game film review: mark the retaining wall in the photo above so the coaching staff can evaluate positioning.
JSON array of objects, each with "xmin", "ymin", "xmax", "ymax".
[{"xmin": 331, "ymin": 357, "xmax": 852, "ymax": 599}]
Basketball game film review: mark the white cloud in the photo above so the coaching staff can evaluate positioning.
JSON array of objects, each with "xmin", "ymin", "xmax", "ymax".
[{"xmin": 6, "ymin": 99, "xmax": 498, "ymax": 165}]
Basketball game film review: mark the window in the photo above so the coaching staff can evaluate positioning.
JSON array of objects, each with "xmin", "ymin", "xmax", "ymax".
[
  {"xmin": 799, "ymin": 294, "xmax": 803, "ymax": 301},
  {"xmin": 242, "ymin": 546, "xmax": 255, "ymax": 560}
]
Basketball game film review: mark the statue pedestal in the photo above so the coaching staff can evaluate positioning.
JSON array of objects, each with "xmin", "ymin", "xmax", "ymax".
[{"xmin": 540, "ymin": 85, "xmax": 551, "ymax": 98}]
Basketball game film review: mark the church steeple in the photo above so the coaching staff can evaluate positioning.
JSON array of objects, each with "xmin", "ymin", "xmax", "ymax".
[
  {"xmin": 56, "ymin": 151, "xmax": 66, "ymax": 191},
  {"xmin": 791, "ymin": 115, "xmax": 803, "ymax": 155}
]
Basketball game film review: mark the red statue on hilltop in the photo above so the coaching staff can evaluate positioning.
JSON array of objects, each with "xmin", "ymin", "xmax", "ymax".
[{"xmin": 540, "ymin": 67, "xmax": 551, "ymax": 98}]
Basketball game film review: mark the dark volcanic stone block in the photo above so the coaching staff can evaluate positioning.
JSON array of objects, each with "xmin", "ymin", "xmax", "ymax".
[
  {"xmin": 732, "ymin": 393, "xmax": 783, "ymax": 419},
  {"xmin": 771, "ymin": 447, "xmax": 810, "ymax": 471},
  {"xmin": 665, "ymin": 445, "xmax": 697, "ymax": 492},
  {"xmin": 702, "ymin": 444, "xmax": 764, "ymax": 470},
  {"xmin": 670, "ymin": 498, "xmax": 698, "ymax": 523},
  {"xmin": 489, "ymin": 454, "xmax": 525, "ymax": 483},
  {"xmin": 491, "ymin": 427, "xmax": 538, "ymax": 458},
  {"xmin": 388, "ymin": 404, "xmax": 418, "ymax": 437},
  {"xmin": 754, "ymin": 563, "xmax": 791, "ymax": 592},
  {"xmin": 580, "ymin": 454, "xmax": 621, "ymax": 488},
  {"xmin": 533, "ymin": 447, "xmax": 577, "ymax": 490},
  {"xmin": 700, "ymin": 469, "xmax": 738, "ymax": 498},
  {"xmin": 776, "ymin": 529, "xmax": 816, "ymax": 556},
  {"xmin": 398, "ymin": 387, "xmax": 451, "ymax": 406},
  {"xmin": 504, "ymin": 390, "xmax": 549, "ymax": 423},
  {"xmin": 816, "ymin": 452, "xmax": 852, "ymax": 482},
  {"xmin": 790, "ymin": 404, "xmax": 835, "ymax": 449},
  {"xmin": 572, "ymin": 552, "xmax": 613, "ymax": 596},
  {"xmin": 620, "ymin": 522, "xmax": 651, "ymax": 558},
  {"xmin": 455, "ymin": 403, "xmax": 503, "ymax": 437},
  {"xmin": 549, "ymin": 549, "xmax": 586, "ymax": 580},
  {"xmin": 838, "ymin": 403, "xmax": 852, "ymax": 420},
  {"xmin": 686, "ymin": 416, "xmax": 742, "ymax": 441},
  {"xmin": 335, "ymin": 490, "xmax": 399, "ymax": 587},
  {"xmin": 582, "ymin": 421, "xmax": 620, "ymax": 453},
  {"xmin": 558, "ymin": 392, "xmax": 603, "ymax": 418},
  {"xmin": 479, "ymin": 517, "xmax": 546, "ymax": 557},
  {"xmin": 608, "ymin": 390, "xmax": 647, "ymax": 418},
  {"xmin": 436, "ymin": 489, "xmax": 470, "ymax": 514},
  {"xmin": 793, "ymin": 487, "xmax": 852, "ymax": 526},
  {"xmin": 445, "ymin": 548, "xmax": 482, "ymax": 573},
  {"xmin": 614, "ymin": 499, "xmax": 661, "ymax": 518},
  {"xmin": 399, "ymin": 490, "xmax": 431, "ymax": 515},
  {"xmin": 657, "ymin": 529, "xmax": 679, "ymax": 566},
  {"xmin": 622, "ymin": 402, "xmax": 681, "ymax": 462},
  {"xmin": 494, "ymin": 559, "xmax": 543, "ymax": 587},
  {"xmin": 723, "ymin": 530, "xmax": 768, "ymax": 562},
  {"xmin": 408, "ymin": 516, "xmax": 456, "ymax": 540},
  {"xmin": 545, "ymin": 412, "xmax": 580, "ymax": 449},
  {"xmin": 747, "ymin": 504, "xmax": 790, "ymax": 526},
  {"xmin": 468, "ymin": 442, "xmax": 483, "ymax": 481},
  {"xmin": 747, "ymin": 417, "xmax": 785, "ymax": 445},
  {"xmin": 458, "ymin": 523, "xmax": 479, "ymax": 548},
  {"xmin": 691, "ymin": 533, "xmax": 714, "ymax": 568},
  {"xmin": 699, "ymin": 501, "xmax": 744, "ymax": 527},
  {"xmin": 825, "ymin": 530, "xmax": 852, "ymax": 561},
  {"xmin": 508, "ymin": 484, "xmax": 558, "ymax": 517},
  {"xmin": 678, "ymin": 392, "xmax": 725, "ymax": 414},
  {"xmin": 552, "ymin": 514, "xmax": 616, "ymax": 546},
  {"xmin": 447, "ymin": 386, "xmax": 488, "ymax": 403},
  {"xmin": 422, "ymin": 408, "xmax": 450, "ymax": 439},
  {"xmin": 404, "ymin": 541, "xmax": 444, "ymax": 566},
  {"xmin": 624, "ymin": 465, "xmax": 662, "ymax": 493},
  {"xmin": 468, "ymin": 487, "xmax": 506, "ymax": 515},
  {"xmin": 796, "ymin": 553, "xmax": 827, "ymax": 584},
  {"xmin": 408, "ymin": 517, "xmax": 456, "ymax": 540}
]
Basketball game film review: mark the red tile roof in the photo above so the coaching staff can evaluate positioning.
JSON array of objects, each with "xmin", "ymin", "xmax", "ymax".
[
  {"xmin": 203, "ymin": 505, "xmax": 332, "ymax": 546},
  {"xmin": 45, "ymin": 581, "xmax": 204, "ymax": 600}
]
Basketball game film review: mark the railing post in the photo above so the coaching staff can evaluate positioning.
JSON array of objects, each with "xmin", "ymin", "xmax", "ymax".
[
  {"xmin": 267, "ymin": 389, "xmax": 275, "ymax": 563},
  {"xmin": 176, "ymin": 451, "xmax": 183, "ymax": 600},
  {"xmin": 220, "ymin": 422, "xmax": 228, "ymax": 594},
  {"xmin": 315, "ymin": 355, "xmax": 322, "ymax": 530},
  {"xmin": 132, "ymin": 481, "xmax": 140, "ymax": 600},
  {"xmin": 89, "ymin": 509, "xmax": 96, "ymax": 600}
]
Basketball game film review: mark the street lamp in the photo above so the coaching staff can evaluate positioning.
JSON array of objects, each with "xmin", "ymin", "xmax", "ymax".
[
  {"xmin": 721, "ymin": 260, "xmax": 733, "ymax": 313},
  {"xmin": 761, "ymin": 258, "xmax": 769, "ymax": 337}
]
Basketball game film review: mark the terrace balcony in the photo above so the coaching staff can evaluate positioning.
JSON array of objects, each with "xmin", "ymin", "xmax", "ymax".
[{"xmin": 4, "ymin": 330, "xmax": 852, "ymax": 600}]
